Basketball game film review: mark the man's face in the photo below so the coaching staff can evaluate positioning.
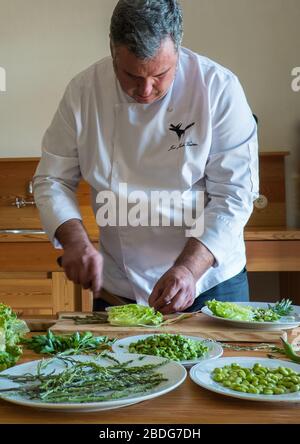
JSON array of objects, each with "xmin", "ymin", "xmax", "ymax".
[{"xmin": 111, "ymin": 38, "xmax": 178, "ymax": 104}]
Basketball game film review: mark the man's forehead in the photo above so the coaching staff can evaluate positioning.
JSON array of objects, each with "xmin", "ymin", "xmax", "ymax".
[{"xmin": 112, "ymin": 38, "xmax": 178, "ymax": 71}]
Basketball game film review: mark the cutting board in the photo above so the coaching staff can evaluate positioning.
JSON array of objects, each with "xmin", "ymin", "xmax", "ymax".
[{"xmin": 49, "ymin": 312, "xmax": 291, "ymax": 342}]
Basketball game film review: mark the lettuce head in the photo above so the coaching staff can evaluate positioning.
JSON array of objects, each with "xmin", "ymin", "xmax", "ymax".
[
  {"xmin": 0, "ymin": 303, "xmax": 29, "ymax": 371},
  {"xmin": 107, "ymin": 304, "xmax": 163, "ymax": 326}
]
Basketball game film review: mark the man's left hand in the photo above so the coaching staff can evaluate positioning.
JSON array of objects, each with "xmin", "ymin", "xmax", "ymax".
[{"xmin": 148, "ymin": 265, "xmax": 196, "ymax": 314}]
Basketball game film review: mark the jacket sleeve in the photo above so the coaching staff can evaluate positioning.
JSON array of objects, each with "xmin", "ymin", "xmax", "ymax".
[
  {"xmin": 33, "ymin": 81, "xmax": 82, "ymax": 248},
  {"xmin": 195, "ymin": 75, "xmax": 259, "ymax": 266}
]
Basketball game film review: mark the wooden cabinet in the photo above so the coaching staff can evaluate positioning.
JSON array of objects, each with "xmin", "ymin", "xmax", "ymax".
[
  {"xmin": 0, "ymin": 157, "xmax": 94, "ymax": 315},
  {"xmin": 0, "ymin": 271, "xmax": 79, "ymax": 315},
  {"xmin": 247, "ymin": 152, "xmax": 288, "ymax": 227}
]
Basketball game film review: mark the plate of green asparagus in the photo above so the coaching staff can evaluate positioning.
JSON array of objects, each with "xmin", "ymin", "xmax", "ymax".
[
  {"xmin": 201, "ymin": 299, "xmax": 300, "ymax": 330},
  {"xmin": 0, "ymin": 353, "xmax": 186, "ymax": 412}
]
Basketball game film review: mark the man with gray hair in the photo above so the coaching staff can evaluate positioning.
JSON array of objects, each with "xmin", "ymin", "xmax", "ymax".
[{"xmin": 33, "ymin": 0, "xmax": 258, "ymax": 314}]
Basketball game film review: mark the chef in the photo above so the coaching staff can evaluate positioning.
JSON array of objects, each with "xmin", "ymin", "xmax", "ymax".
[{"xmin": 33, "ymin": 0, "xmax": 259, "ymax": 314}]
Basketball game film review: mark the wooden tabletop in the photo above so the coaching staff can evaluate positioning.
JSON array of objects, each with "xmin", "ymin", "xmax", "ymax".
[{"xmin": 1, "ymin": 336, "xmax": 300, "ymax": 424}]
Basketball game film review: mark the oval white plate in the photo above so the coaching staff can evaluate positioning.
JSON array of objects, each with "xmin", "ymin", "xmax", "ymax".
[
  {"xmin": 201, "ymin": 302, "xmax": 300, "ymax": 330},
  {"xmin": 112, "ymin": 334, "xmax": 223, "ymax": 367},
  {"xmin": 190, "ymin": 356, "xmax": 300, "ymax": 402},
  {"xmin": 0, "ymin": 353, "xmax": 187, "ymax": 412}
]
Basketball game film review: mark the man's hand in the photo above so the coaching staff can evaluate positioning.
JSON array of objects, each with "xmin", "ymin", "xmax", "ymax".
[
  {"xmin": 148, "ymin": 265, "xmax": 196, "ymax": 314},
  {"xmin": 61, "ymin": 243, "xmax": 103, "ymax": 294},
  {"xmin": 56, "ymin": 219, "xmax": 103, "ymax": 295},
  {"xmin": 149, "ymin": 238, "xmax": 215, "ymax": 314}
]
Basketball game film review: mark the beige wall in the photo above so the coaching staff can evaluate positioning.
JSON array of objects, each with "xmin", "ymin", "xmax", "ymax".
[
  {"xmin": 181, "ymin": 0, "xmax": 300, "ymax": 227},
  {"xmin": 0, "ymin": 0, "xmax": 299, "ymax": 225}
]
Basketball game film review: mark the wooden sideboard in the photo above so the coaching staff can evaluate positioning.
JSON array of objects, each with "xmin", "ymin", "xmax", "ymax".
[{"xmin": 1, "ymin": 153, "xmax": 299, "ymax": 314}]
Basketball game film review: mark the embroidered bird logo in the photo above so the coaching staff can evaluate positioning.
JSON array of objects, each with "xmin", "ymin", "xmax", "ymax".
[{"xmin": 169, "ymin": 122, "xmax": 195, "ymax": 141}]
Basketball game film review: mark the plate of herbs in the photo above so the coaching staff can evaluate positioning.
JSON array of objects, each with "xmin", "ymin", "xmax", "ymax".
[{"xmin": 0, "ymin": 352, "xmax": 186, "ymax": 412}]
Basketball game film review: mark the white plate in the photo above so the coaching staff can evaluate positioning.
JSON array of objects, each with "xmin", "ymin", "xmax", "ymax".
[
  {"xmin": 112, "ymin": 334, "xmax": 223, "ymax": 367},
  {"xmin": 201, "ymin": 302, "xmax": 300, "ymax": 330},
  {"xmin": 0, "ymin": 353, "xmax": 187, "ymax": 412},
  {"xmin": 190, "ymin": 357, "xmax": 300, "ymax": 402}
]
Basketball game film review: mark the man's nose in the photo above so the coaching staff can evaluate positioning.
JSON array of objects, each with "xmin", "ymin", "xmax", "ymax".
[{"xmin": 137, "ymin": 78, "xmax": 153, "ymax": 97}]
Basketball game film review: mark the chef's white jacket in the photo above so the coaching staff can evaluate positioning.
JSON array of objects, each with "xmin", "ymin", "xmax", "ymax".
[{"xmin": 33, "ymin": 47, "xmax": 259, "ymax": 305}]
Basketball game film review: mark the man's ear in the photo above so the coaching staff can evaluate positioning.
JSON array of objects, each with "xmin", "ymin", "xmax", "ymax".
[
  {"xmin": 109, "ymin": 38, "xmax": 114, "ymax": 58},
  {"xmin": 110, "ymin": 40, "xmax": 118, "ymax": 74}
]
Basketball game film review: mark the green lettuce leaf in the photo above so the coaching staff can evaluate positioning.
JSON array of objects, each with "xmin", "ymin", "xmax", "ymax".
[
  {"xmin": 206, "ymin": 299, "xmax": 254, "ymax": 321},
  {"xmin": 0, "ymin": 327, "xmax": 5, "ymax": 353},
  {"xmin": 0, "ymin": 303, "xmax": 29, "ymax": 370},
  {"xmin": 107, "ymin": 304, "xmax": 163, "ymax": 326}
]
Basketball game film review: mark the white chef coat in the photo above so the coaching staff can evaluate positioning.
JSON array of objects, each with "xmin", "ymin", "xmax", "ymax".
[{"xmin": 33, "ymin": 47, "xmax": 259, "ymax": 305}]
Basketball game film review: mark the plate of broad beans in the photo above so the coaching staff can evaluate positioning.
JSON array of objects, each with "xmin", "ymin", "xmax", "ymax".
[
  {"xmin": 190, "ymin": 357, "xmax": 300, "ymax": 402},
  {"xmin": 112, "ymin": 334, "xmax": 223, "ymax": 367}
]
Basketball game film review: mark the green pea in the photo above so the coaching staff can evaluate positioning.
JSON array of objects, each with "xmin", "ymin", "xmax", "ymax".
[
  {"xmin": 291, "ymin": 376, "xmax": 300, "ymax": 384},
  {"xmin": 273, "ymin": 388, "xmax": 285, "ymax": 395},
  {"xmin": 232, "ymin": 384, "xmax": 247, "ymax": 392},
  {"xmin": 278, "ymin": 367, "xmax": 290, "ymax": 376},
  {"xmin": 263, "ymin": 389, "xmax": 274, "ymax": 395},
  {"xmin": 248, "ymin": 387, "xmax": 260, "ymax": 394}
]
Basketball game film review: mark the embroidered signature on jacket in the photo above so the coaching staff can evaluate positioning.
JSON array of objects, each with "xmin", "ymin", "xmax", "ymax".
[{"xmin": 168, "ymin": 141, "xmax": 198, "ymax": 151}]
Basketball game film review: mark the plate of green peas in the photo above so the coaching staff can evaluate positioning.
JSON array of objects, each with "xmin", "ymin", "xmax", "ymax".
[
  {"xmin": 112, "ymin": 334, "xmax": 223, "ymax": 367},
  {"xmin": 190, "ymin": 357, "xmax": 300, "ymax": 402}
]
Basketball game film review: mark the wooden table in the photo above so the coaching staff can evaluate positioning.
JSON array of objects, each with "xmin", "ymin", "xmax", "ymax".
[{"xmin": 1, "ymin": 335, "xmax": 300, "ymax": 424}]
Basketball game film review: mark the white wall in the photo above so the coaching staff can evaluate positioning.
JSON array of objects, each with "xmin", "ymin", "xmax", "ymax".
[
  {"xmin": 180, "ymin": 0, "xmax": 300, "ymax": 227},
  {"xmin": 0, "ymin": 0, "xmax": 116, "ymax": 157},
  {"xmin": 0, "ymin": 0, "xmax": 299, "ymax": 226}
]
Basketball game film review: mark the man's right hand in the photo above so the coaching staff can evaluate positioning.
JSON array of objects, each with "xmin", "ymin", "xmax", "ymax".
[
  {"xmin": 61, "ymin": 243, "xmax": 103, "ymax": 293},
  {"xmin": 55, "ymin": 219, "xmax": 103, "ymax": 294}
]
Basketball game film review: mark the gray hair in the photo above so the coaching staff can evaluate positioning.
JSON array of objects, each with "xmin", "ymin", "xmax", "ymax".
[{"xmin": 110, "ymin": 0, "xmax": 183, "ymax": 59}]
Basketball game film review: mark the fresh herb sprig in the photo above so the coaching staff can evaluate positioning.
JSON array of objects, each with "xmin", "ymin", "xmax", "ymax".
[
  {"xmin": 268, "ymin": 299, "xmax": 293, "ymax": 316},
  {"xmin": 21, "ymin": 331, "xmax": 115, "ymax": 356}
]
